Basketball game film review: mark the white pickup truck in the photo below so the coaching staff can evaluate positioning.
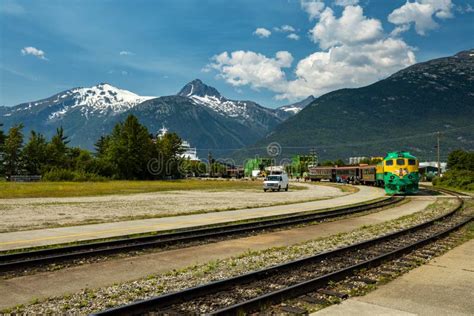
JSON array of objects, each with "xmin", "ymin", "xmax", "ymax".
[{"xmin": 263, "ymin": 174, "xmax": 289, "ymax": 192}]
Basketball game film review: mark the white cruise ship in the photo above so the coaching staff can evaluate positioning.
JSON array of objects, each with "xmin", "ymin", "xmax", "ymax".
[{"xmin": 157, "ymin": 126, "xmax": 200, "ymax": 161}]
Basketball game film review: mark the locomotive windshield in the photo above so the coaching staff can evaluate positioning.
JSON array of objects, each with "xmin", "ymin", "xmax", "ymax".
[
  {"xmin": 408, "ymin": 159, "xmax": 416, "ymax": 165},
  {"xmin": 396, "ymin": 159, "xmax": 405, "ymax": 165},
  {"xmin": 386, "ymin": 160, "xmax": 393, "ymax": 166}
]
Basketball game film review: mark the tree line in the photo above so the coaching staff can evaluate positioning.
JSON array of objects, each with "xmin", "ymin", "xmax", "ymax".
[
  {"xmin": 0, "ymin": 115, "xmax": 193, "ymax": 181},
  {"xmin": 433, "ymin": 149, "xmax": 474, "ymax": 191}
]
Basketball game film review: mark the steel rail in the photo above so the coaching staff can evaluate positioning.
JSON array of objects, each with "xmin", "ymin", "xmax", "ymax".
[
  {"xmin": 92, "ymin": 200, "xmax": 468, "ymax": 316},
  {"xmin": 0, "ymin": 196, "xmax": 402, "ymax": 272},
  {"xmin": 419, "ymin": 184, "xmax": 469, "ymax": 197}
]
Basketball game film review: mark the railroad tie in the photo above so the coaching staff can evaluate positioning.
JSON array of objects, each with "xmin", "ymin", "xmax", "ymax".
[
  {"xmin": 300, "ymin": 295, "xmax": 329, "ymax": 305},
  {"xmin": 317, "ymin": 289, "xmax": 349, "ymax": 299},
  {"xmin": 280, "ymin": 305, "xmax": 308, "ymax": 314},
  {"xmin": 357, "ymin": 277, "xmax": 377, "ymax": 284}
]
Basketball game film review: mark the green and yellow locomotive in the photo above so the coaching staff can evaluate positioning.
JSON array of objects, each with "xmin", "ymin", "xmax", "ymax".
[{"xmin": 377, "ymin": 151, "xmax": 419, "ymax": 195}]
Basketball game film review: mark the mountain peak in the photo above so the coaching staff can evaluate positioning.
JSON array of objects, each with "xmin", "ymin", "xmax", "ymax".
[{"xmin": 177, "ymin": 79, "xmax": 222, "ymax": 98}]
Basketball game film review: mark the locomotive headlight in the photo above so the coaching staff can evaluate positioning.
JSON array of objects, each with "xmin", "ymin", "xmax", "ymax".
[
  {"xmin": 390, "ymin": 175, "xmax": 395, "ymax": 180},
  {"xmin": 408, "ymin": 175, "xmax": 413, "ymax": 179}
]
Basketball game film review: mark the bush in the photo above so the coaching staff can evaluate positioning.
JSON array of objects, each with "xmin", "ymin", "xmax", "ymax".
[
  {"xmin": 42, "ymin": 168, "xmax": 107, "ymax": 182},
  {"xmin": 433, "ymin": 169, "xmax": 474, "ymax": 191}
]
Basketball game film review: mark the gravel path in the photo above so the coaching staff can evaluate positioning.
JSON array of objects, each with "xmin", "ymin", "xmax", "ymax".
[{"xmin": 0, "ymin": 183, "xmax": 344, "ymax": 233}]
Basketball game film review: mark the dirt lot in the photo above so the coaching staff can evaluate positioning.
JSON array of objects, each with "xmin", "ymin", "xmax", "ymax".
[{"xmin": 0, "ymin": 183, "xmax": 346, "ymax": 232}]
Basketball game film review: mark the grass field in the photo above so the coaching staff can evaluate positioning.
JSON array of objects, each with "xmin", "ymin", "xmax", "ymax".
[{"xmin": 0, "ymin": 179, "xmax": 269, "ymax": 199}]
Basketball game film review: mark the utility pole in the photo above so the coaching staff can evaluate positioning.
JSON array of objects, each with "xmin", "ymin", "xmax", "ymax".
[{"xmin": 437, "ymin": 131, "xmax": 441, "ymax": 177}]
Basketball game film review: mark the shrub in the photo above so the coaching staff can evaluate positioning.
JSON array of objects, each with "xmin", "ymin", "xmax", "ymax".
[
  {"xmin": 433, "ymin": 169, "xmax": 474, "ymax": 191},
  {"xmin": 42, "ymin": 168, "xmax": 107, "ymax": 182}
]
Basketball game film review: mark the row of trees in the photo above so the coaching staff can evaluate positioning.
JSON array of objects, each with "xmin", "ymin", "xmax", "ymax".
[
  {"xmin": 433, "ymin": 149, "xmax": 474, "ymax": 191},
  {"xmin": 0, "ymin": 115, "xmax": 188, "ymax": 181}
]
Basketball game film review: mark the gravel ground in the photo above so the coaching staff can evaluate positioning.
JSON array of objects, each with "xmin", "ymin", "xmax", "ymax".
[
  {"xmin": 0, "ymin": 183, "xmax": 344, "ymax": 232},
  {"xmin": 6, "ymin": 198, "xmax": 463, "ymax": 314}
]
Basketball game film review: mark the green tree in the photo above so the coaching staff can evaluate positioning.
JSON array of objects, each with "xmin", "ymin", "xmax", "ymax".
[
  {"xmin": 94, "ymin": 135, "xmax": 110, "ymax": 158},
  {"xmin": 46, "ymin": 127, "xmax": 70, "ymax": 169},
  {"xmin": 320, "ymin": 160, "xmax": 334, "ymax": 166},
  {"xmin": 0, "ymin": 123, "xmax": 5, "ymax": 176},
  {"xmin": 447, "ymin": 149, "xmax": 474, "ymax": 171},
  {"xmin": 3, "ymin": 124, "xmax": 24, "ymax": 176},
  {"xmin": 22, "ymin": 131, "xmax": 48, "ymax": 175},
  {"xmin": 155, "ymin": 131, "xmax": 184, "ymax": 178},
  {"xmin": 106, "ymin": 115, "xmax": 156, "ymax": 179},
  {"xmin": 334, "ymin": 159, "xmax": 346, "ymax": 166}
]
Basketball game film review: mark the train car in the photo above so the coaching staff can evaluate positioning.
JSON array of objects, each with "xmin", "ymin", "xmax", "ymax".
[
  {"xmin": 359, "ymin": 165, "xmax": 376, "ymax": 185},
  {"xmin": 334, "ymin": 166, "xmax": 359, "ymax": 183},
  {"xmin": 307, "ymin": 166, "xmax": 335, "ymax": 181},
  {"xmin": 380, "ymin": 151, "xmax": 419, "ymax": 195}
]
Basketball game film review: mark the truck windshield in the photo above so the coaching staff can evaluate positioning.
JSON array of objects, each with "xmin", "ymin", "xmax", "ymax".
[{"xmin": 267, "ymin": 176, "xmax": 281, "ymax": 181}]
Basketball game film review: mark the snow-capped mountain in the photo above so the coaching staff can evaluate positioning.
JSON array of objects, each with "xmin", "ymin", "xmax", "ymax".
[
  {"xmin": 45, "ymin": 83, "xmax": 155, "ymax": 120},
  {"xmin": 277, "ymin": 96, "xmax": 315, "ymax": 115},
  {"xmin": 177, "ymin": 79, "xmax": 279, "ymax": 122},
  {"xmin": 0, "ymin": 79, "xmax": 306, "ymax": 154}
]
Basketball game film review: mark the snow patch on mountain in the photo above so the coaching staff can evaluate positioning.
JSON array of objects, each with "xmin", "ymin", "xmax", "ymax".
[
  {"xmin": 189, "ymin": 95, "xmax": 251, "ymax": 119},
  {"xmin": 48, "ymin": 83, "xmax": 155, "ymax": 120}
]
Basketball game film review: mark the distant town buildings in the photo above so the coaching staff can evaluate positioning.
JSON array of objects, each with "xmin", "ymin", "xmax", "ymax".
[{"xmin": 349, "ymin": 156, "xmax": 369, "ymax": 165}]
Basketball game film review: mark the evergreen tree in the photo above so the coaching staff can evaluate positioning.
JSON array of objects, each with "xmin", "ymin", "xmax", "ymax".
[
  {"xmin": 106, "ymin": 115, "xmax": 156, "ymax": 179},
  {"xmin": 94, "ymin": 135, "xmax": 110, "ymax": 158},
  {"xmin": 155, "ymin": 131, "xmax": 184, "ymax": 178},
  {"xmin": 447, "ymin": 149, "xmax": 474, "ymax": 171},
  {"xmin": 46, "ymin": 126, "xmax": 70, "ymax": 169},
  {"xmin": 3, "ymin": 124, "xmax": 24, "ymax": 177},
  {"xmin": 22, "ymin": 131, "xmax": 48, "ymax": 175}
]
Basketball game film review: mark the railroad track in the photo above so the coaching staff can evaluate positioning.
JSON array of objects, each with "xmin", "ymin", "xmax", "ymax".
[
  {"xmin": 420, "ymin": 184, "xmax": 470, "ymax": 197},
  {"xmin": 0, "ymin": 196, "xmax": 403, "ymax": 273},
  {"xmin": 92, "ymin": 199, "xmax": 471, "ymax": 316}
]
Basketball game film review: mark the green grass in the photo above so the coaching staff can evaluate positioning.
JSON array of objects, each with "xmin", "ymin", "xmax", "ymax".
[{"xmin": 0, "ymin": 179, "xmax": 268, "ymax": 199}]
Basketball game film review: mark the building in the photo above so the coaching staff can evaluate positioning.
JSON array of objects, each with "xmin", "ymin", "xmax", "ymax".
[{"xmin": 349, "ymin": 156, "xmax": 369, "ymax": 165}]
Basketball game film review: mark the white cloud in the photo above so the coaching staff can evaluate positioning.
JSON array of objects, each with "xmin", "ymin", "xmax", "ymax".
[
  {"xmin": 253, "ymin": 27, "xmax": 271, "ymax": 38},
  {"xmin": 278, "ymin": 38, "xmax": 416, "ymax": 100},
  {"xmin": 334, "ymin": 0, "xmax": 359, "ymax": 6},
  {"xmin": 207, "ymin": 51, "xmax": 293, "ymax": 91},
  {"xmin": 208, "ymin": 5, "xmax": 416, "ymax": 101},
  {"xmin": 287, "ymin": 33, "xmax": 300, "ymax": 40},
  {"xmin": 388, "ymin": 0, "xmax": 453, "ymax": 35},
  {"xmin": 119, "ymin": 51, "xmax": 135, "ymax": 56},
  {"xmin": 311, "ymin": 6, "xmax": 383, "ymax": 49},
  {"xmin": 274, "ymin": 25, "xmax": 296, "ymax": 32},
  {"xmin": 21, "ymin": 46, "xmax": 47, "ymax": 60},
  {"xmin": 300, "ymin": 0, "xmax": 325, "ymax": 20}
]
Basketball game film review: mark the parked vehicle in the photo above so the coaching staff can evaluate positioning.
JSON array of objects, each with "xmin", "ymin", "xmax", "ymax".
[{"xmin": 263, "ymin": 173, "xmax": 289, "ymax": 192}]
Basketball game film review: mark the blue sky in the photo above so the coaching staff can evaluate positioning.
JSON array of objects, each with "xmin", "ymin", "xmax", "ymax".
[{"xmin": 1, "ymin": 0, "xmax": 473, "ymax": 107}]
